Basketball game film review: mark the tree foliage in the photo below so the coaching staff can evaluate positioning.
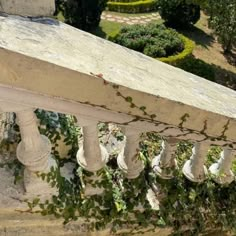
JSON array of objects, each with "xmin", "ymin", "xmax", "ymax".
[
  {"xmin": 186, "ymin": 0, "xmax": 208, "ymax": 9},
  {"xmin": 207, "ymin": 0, "xmax": 236, "ymax": 53},
  {"xmin": 158, "ymin": 0, "xmax": 200, "ymax": 28},
  {"xmin": 56, "ymin": 0, "xmax": 107, "ymax": 31}
]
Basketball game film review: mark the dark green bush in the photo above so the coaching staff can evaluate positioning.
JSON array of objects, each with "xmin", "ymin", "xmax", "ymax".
[
  {"xmin": 107, "ymin": 0, "xmax": 158, "ymax": 13},
  {"xmin": 177, "ymin": 57, "xmax": 216, "ymax": 81},
  {"xmin": 158, "ymin": 0, "xmax": 200, "ymax": 28},
  {"xmin": 57, "ymin": 0, "xmax": 107, "ymax": 31},
  {"xmin": 113, "ymin": 23, "xmax": 184, "ymax": 58},
  {"xmin": 158, "ymin": 35, "xmax": 195, "ymax": 64}
]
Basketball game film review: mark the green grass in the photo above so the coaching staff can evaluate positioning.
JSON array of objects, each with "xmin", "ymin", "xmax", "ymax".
[
  {"xmin": 91, "ymin": 20, "xmax": 123, "ymax": 39},
  {"xmin": 56, "ymin": 11, "xmax": 65, "ymax": 22},
  {"xmin": 91, "ymin": 18, "xmax": 163, "ymax": 39}
]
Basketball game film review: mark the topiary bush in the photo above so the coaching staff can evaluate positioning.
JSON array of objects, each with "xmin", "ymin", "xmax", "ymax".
[
  {"xmin": 158, "ymin": 35, "xmax": 195, "ymax": 65},
  {"xmin": 56, "ymin": 0, "xmax": 108, "ymax": 31},
  {"xmin": 112, "ymin": 23, "xmax": 185, "ymax": 58},
  {"xmin": 158, "ymin": 0, "xmax": 200, "ymax": 28}
]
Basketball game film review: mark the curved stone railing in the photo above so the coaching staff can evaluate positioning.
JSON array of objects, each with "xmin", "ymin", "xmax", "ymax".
[{"xmin": 0, "ymin": 3, "xmax": 236, "ymax": 199}]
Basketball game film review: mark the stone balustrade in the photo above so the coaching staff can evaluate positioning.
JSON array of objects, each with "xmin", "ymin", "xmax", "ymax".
[
  {"xmin": 0, "ymin": 7, "xmax": 236, "ymax": 200},
  {"xmin": 117, "ymin": 127, "xmax": 144, "ymax": 179}
]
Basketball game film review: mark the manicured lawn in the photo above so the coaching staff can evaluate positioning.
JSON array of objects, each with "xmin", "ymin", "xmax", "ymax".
[
  {"xmin": 91, "ymin": 20, "xmax": 122, "ymax": 39},
  {"xmin": 91, "ymin": 18, "xmax": 163, "ymax": 39}
]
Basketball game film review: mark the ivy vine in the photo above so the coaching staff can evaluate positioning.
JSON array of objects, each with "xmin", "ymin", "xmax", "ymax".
[{"xmin": 0, "ymin": 111, "xmax": 236, "ymax": 235}]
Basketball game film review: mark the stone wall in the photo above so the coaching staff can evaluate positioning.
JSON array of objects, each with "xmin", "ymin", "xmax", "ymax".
[{"xmin": 0, "ymin": 0, "xmax": 55, "ymax": 16}]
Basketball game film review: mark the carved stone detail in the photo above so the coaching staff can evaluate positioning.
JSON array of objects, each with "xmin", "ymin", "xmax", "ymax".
[
  {"xmin": 152, "ymin": 138, "xmax": 178, "ymax": 179},
  {"xmin": 117, "ymin": 128, "xmax": 144, "ymax": 179},
  {"xmin": 209, "ymin": 148, "xmax": 235, "ymax": 184},
  {"xmin": 77, "ymin": 121, "xmax": 108, "ymax": 173},
  {"xmin": 182, "ymin": 142, "xmax": 209, "ymax": 182},
  {"xmin": 16, "ymin": 109, "xmax": 57, "ymax": 195},
  {"xmin": 76, "ymin": 120, "xmax": 108, "ymax": 196}
]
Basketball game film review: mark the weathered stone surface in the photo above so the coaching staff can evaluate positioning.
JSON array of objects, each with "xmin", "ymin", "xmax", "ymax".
[
  {"xmin": 0, "ymin": 153, "xmax": 172, "ymax": 235},
  {"xmin": 0, "ymin": 15, "xmax": 236, "ymax": 147},
  {"xmin": 0, "ymin": 0, "xmax": 55, "ymax": 16}
]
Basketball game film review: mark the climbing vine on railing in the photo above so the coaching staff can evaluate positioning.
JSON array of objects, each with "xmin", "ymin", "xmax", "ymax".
[
  {"xmin": 1, "ymin": 110, "xmax": 236, "ymax": 235},
  {"xmin": 36, "ymin": 109, "xmax": 81, "ymax": 162}
]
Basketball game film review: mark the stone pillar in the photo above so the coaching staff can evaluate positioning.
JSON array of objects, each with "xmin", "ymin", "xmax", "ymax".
[
  {"xmin": 182, "ymin": 142, "xmax": 209, "ymax": 182},
  {"xmin": 152, "ymin": 138, "xmax": 178, "ymax": 179},
  {"xmin": 209, "ymin": 148, "xmax": 235, "ymax": 184},
  {"xmin": 76, "ymin": 120, "xmax": 109, "ymax": 196},
  {"xmin": 0, "ymin": 0, "xmax": 55, "ymax": 17},
  {"xmin": 16, "ymin": 109, "xmax": 57, "ymax": 195},
  {"xmin": 117, "ymin": 128, "xmax": 144, "ymax": 179}
]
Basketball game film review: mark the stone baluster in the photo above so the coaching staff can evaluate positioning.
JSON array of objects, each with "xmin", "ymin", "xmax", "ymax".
[
  {"xmin": 152, "ymin": 138, "xmax": 178, "ymax": 179},
  {"xmin": 209, "ymin": 148, "xmax": 235, "ymax": 184},
  {"xmin": 117, "ymin": 128, "xmax": 144, "ymax": 179},
  {"xmin": 16, "ymin": 109, "xmax": 57, "ymax": 195},
  {"xmin": 182, "ymin": 142, "xmax": 209, "ymax": 182},
  {"xmin": 76, "ymin": 119, "xmax": 109, "ymax": 196}
]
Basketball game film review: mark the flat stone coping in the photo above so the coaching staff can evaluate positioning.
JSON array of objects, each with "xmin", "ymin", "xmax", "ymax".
[{"xmin": 0, "ymin": 15, "xmax": 236, "ymax": 142}]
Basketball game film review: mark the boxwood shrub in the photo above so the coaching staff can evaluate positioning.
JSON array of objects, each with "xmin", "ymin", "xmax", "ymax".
[
  {"xmin": 107, "ymin": 0, "xmax": 158, "ymax": 13},
  {"xmin": 112, "ymin": 23, "xmax": 185, "ymax": 58},
  {"xmin": 158, "ymin": 35, "xmax": 195, "ymax": 65}
]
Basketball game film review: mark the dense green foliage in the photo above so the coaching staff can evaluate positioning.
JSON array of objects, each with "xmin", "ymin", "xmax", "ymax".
[
  {"xmin": 55, "ymin": 0, "xmax": 107, "ymax": 30},
  {"xmin": 185, "ymin": 0, "xmax": 236, "ymax": 53},
  {"xmin": 107, "ymin": 0, "xmax": 158, "ymax": 13},
  {"xmin": 158, "ymin": 0, "xmax": 200, "ymax": 28},
  {"xmin": 112, "ymin": 23, "xmax": 184, "ymax": 58},
  {"xmin": 186, "ymin": 0, "xmax": 208, "ymax": 9},
  {"xmin": 207, "ymin": 0, "xmax": 236, "ymax": 53},
  {"xmin": 176, "ymin": 57, "xmax": 215, "ymax": 81},
  {"xmin": 158, "ymin": 35, "xmax": 195, "ymax": 64}
]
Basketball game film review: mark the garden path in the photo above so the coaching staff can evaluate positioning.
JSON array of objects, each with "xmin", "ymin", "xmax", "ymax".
[{"xmin": 101, "ymin": 11, "xmax": 161, "ymax": 25}]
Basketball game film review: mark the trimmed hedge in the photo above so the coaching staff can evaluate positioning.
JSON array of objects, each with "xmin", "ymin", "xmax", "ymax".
[
  {"xmin": 107, "ymin": 0, "xmax": 158, "ymax": 13},
  {"xmin": 109, "ymin": 23, "xmax": 195, "ymax": 69},
  {"xmin": 158, "ymin": 35, "xmax": 195, "ymax": 65},
  {"xmin": 112, "ymin": 23, "xmax": 185, "ymax": 58},
  {"xmin": 109, "ymin": 0, "xmax": 138, "ymax": 2}
]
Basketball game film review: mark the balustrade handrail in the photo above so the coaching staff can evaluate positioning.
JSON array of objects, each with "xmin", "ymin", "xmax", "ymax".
[
  {"xmin": 0, "ymin": 15, "xmax": 236, "ymax": 148},
  {"xmin": 0, "ymin": 13, "xmax": 236, "ymax": 195}
]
